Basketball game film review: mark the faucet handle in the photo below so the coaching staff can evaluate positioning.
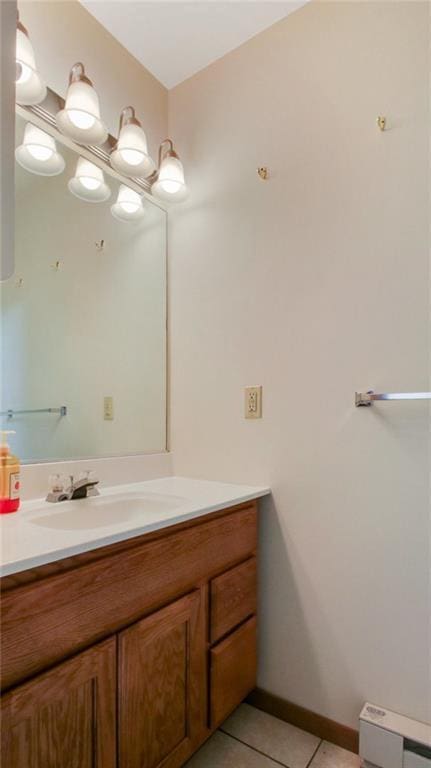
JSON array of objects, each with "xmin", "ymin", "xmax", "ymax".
[
  {"xmin": 78, "ymin": 470, "xmax": 99, "ymax": 485},
  {"xmin": 49, "ymin": 474, "xmax": 64, "ymax": 493}
]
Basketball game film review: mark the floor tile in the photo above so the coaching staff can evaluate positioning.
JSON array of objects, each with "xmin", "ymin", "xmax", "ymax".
[
  {"xmin": 185, "ymin": 731, "xmax": 282, "ymax": 768},
  {"xmin": 220, "ymin": 703, "xmax": 320, "ymax": 768},
  {"xmin": 310, "ymin": 741, "xmax": 361, "ymax": 768}
]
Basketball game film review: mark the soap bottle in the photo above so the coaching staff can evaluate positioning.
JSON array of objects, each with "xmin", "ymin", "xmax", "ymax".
[{"xmin": 0, "ymin": 431, "xmax": 21, "ymax": 514}]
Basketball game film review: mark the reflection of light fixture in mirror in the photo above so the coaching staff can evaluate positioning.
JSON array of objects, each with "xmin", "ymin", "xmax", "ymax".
[
  {"xmin": 15, "ymin": 123, "xmax": 65, "ymax": 176},
  {"xmin": 56, "ymin": 63, "xmax": 107, "ymax": 145},
  {"xmin": 15, "ymin": 14, "xmax": 46, "ymax": 105},
  {"xmin": 151, "ymin": 139, "xmax": 188, "ymax": 203},
  {"xmin": 111, "ymin": 184, "xmax": 145, "ymax": 223},
  {"xmin": 68, "ymin": 157, "xmax": 111, "ymax": 202},
  {"xmin": 110, "ymin": 107, "xmax": 155, "ymax": 178}
]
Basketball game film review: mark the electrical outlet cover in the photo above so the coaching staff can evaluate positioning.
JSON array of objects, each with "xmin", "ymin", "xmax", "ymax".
[
  {"xmin": 104, "ymin": 396, "xmax": 114, "ymax": 421},
  {"xmin": 244, "ymin": 386, "xmax": 262, "ymax": 419}
]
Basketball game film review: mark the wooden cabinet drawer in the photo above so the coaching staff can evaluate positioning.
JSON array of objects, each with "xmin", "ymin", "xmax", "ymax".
[
  {"xmin": 210, "ymin": 557, "xmax": 257, "ymax": 644},
  {"xmin": 210, "ymin": 616, "xmax": 257, "ymax": 727}
]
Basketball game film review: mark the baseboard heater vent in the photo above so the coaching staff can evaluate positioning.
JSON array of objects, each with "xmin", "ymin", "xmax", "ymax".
[{"xmin": 360, "ymin": 703, "xmax": 431, "ymax": 768}]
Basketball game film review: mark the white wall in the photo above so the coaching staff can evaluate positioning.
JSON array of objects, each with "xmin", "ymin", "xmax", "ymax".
[{"xmin": 169, "ymin": 1, "xmax": 430, "ymax": 729}]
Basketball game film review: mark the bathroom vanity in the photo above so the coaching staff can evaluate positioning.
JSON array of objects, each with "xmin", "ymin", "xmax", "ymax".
[{"xmin": 0, "ymin": 478, "xmax": 268, "ymax": 767}]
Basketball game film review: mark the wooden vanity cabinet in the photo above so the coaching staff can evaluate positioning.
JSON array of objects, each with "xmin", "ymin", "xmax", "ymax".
[{"xmin": 0, "ymin": 501, "xmax": 259, "ymax": 768}]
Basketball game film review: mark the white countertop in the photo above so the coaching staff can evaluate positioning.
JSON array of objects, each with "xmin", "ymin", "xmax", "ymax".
[{"xmin": 0, "ymin": 476, "xmax": 270, "ymax": 577}]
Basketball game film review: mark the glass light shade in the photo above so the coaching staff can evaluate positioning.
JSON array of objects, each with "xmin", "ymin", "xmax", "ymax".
[
  {"xmin": 15, "ymin": 123, "xmax": 65, "ymax": 176},
  {"xmin": 111, "ymin": 184, "xmax": 145, "ymax": 222},
  {"xmin": 15, "ymin": 27, "xmax": 46, "ymax": 105},
  {"xmin": 56, "ymin": 80, "xmax": 107, "ymax": 145},
  {"xmin": 110, "ymin": 123, "xmax": 155, "ymax": 178},
  {"xmin": 68, "ymin": 157, "xmax": 111, "ymax": 202},
  {"xmin": 151, "ymin": 155, "xmax": 188, "ymax": 203}
]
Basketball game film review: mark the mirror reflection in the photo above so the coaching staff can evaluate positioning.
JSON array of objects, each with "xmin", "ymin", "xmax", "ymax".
[{"xmin": 0, "ymin": 114, "xmax": 167, "ymax": 463}]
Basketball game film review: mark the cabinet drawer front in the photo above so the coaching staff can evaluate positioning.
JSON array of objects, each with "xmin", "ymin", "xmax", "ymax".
[
  {"xmin": 1, "ymin": 504, "xmax": 257, "ymax": 691},
  {"xmin": 210, "ymin": 557, "xmax": 256, "ymax": 644},
  {"xmin": 210, "ymin": 617, "xmax": 257, "ymax": 728}
]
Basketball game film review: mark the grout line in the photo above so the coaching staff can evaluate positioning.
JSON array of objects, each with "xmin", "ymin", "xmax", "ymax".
[
  {"xmin": 305, "ymin": 740, "xmax": 323, "ymax": 768},
  {"xmin": 219, "ymin": 728, "xmax": 294, "ymax": 768}
]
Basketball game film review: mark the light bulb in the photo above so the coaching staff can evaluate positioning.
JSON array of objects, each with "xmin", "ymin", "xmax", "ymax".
[
  {"xmin": 67, "ymin": 110, "xmax": 96, "ymax": 131},
  {"xmin": 118, "ymin": 148, "xmax": 144, "ymax": 167},
  {"xmin": 15, "ymin": 123, "xmax": 65, "ymax": 176},
  {"xmin": 111, "ymin": 184, "xmax": 145, "ymax": 222},
  {"xmin": 56, "ymin": 64, "xmax": 107, "ymax": 146},
  {"xmin": 80, "ymin": 176, "xmax": 102, "ymax": 191},
  {"xmin": 110, "ymin": 109, "xmax": 155, "ymax": 177},
  {"xmin": 16, "ymin": 62, "xmax": 32, "ymax": 85},
  {"xmin": 160, "ymin": 180, "xmax": 181, "ymax": 194},
  {"xmin": 120, "ymin": 200, "xmax": 139, "ymax": 213},
  {"xmin": 68, "ymin": 157, "xmax": 110, "ymax": 202},
  {"xmin": 151, "ymin": 147, "xmax": 188, "ymax": 203},
  {"xmin": 15, "ymin": 22, "xmax": 46, "ymax": 105},
  {"xmin": 27, "ymin": 144, "xmax": 54, "ymax": 161}
]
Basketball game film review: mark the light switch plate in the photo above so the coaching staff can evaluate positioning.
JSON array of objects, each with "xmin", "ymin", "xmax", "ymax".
[
  {"xmin": 244, "ymin": 386, "xmax": 262, "ymax": 419},
  {"xmin": 104, "ymin": 396, "xmax": 114, "ymax": 421}
]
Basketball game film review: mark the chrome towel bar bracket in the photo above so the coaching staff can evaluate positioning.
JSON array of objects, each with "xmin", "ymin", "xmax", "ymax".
[{"xmin": 355, "ymin": 391, "xmax": 431, "ymax": 407}]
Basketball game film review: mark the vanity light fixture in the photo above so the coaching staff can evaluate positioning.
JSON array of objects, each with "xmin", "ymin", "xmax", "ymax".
[
  {"xmin": 68, "ymin": 157, "xmax": 111, "ymax": 202},
  {"xmin": 111, "ymin": 184, "xmax": 145, "ymax": 223},
  {"xmin": 56, "ymin": 63, "xmax": 108, "ymax": 146},
  {"xmin": 151, "ymin": 139, "xmax": 188, "ymax": 203},
  {"xmin": 15, "ymin": 123, "xmax": 65, "ymax": 176},
  {"xmin": 15, "ymin": 14, "xmax": 46, "ymax": 105},
  {"xmin": 110, "ymin": 107, "xmax": 155, "ymax": 178}
]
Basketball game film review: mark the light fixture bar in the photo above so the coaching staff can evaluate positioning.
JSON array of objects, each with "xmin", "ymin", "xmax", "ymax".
[{"xmin": 16, "ymin": 100, "xmax": 155, "ymax": 195}]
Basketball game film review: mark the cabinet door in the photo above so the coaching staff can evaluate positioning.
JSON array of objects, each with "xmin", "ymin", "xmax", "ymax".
[
  {"xmin": 119, "ymin": 590, "xmax": 205, "ymax": 768},
  {"xmin": 1, "ymin": 637, "xmax": 116, "ymax": 768}
]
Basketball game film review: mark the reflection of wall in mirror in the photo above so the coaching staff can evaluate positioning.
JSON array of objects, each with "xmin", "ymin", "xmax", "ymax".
[{"xmin": 1, "ymin": 122, "xmax": 167, "ymax": 463}]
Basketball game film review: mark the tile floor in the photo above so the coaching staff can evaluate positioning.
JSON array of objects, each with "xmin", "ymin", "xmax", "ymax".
[{"xmin": 186, "ymin": 704, "xmax": 362, "ymax": 768}]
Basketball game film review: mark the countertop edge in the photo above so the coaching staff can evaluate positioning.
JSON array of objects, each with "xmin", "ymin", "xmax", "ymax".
[{"xmin": 1, "ymin": 486, "xmax": 270, "ymax": 578}]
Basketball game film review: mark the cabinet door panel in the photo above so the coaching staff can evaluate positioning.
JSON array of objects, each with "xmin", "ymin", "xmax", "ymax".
[
  {"xmin": 1, "ymin": 637, "xmax": 116, "ymax": 768},
  {"xmin": 119, "ymin": 590, "xmax": 205, "ymax": 768}
]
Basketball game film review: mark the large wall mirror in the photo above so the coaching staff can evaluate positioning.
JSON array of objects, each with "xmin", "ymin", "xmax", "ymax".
[{"xmin": 0, "ymin": 112, "xmax": 167, "ymax": 463}]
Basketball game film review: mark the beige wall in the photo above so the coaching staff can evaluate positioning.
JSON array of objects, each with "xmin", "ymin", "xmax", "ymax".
[{"xmin": 169, "ymin": 1, "xmax": 430, "ymax": 729}]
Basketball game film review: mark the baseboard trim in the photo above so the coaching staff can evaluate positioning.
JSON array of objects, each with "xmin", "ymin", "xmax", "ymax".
[{"xmin": 246, "ymin": 688, "xmax": 359, "ymax": 755}]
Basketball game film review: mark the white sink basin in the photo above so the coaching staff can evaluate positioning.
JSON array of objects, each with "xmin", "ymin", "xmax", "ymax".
[{"xmin": 30, "ymin": 492, "xmax": 185, "ymax": 531}]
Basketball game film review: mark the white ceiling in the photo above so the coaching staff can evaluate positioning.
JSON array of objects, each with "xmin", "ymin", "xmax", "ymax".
[{"xmin": 80, "ymin": 1, "xmax": 308, "ymax": 89}]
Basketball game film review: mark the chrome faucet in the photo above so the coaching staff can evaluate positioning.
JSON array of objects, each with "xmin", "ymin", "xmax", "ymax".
[{"xmin": 46, "ymin": 471, "xmax": 100, "ymax": 503}]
